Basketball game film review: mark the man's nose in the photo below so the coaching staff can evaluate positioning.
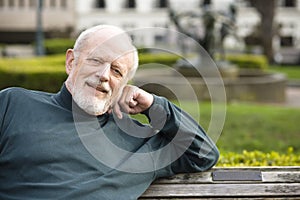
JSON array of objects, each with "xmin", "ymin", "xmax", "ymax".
[{"xmin": 97, "ymin": 64, "xmax": 110, "ymax": 82}]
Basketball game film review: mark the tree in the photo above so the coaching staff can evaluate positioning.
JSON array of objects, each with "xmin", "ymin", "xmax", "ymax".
[
  {"xmin": 249, "ymin": 0, "xmax": 277, "ymax": 63},
  {"xmin": 169, "ymin": 4, "xmax": 237, "ymax": 59}
]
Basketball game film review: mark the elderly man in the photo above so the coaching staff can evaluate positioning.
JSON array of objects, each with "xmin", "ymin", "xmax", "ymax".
[{"xmin": 0, "ymin": 25, "xmax": 219, "ymax": 200}]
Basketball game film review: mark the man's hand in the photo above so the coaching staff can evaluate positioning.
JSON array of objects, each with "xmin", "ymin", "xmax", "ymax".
[{"xmin": 113, "ymin": 85, "xmax": 154, "ymax": 119}]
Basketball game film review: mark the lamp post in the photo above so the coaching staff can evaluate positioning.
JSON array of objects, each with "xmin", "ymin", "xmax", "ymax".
[{"xmin": 36, "ymin": 0, "xmax": 45, "ymax": 56}]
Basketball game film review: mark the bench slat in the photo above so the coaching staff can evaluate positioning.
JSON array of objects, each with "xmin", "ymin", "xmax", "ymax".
[
  {"xmin": 263, "ymin": 171, "xmax": 300, "ymax": 183},
  {"xmin": 212, "ymin": 167, "xmax": 300, "ymax": 171},
  {"xmin": 155, "ymin": 167, "xmax": 300, "ymax": 184},
  {"xmin": 140, "ymin": 198, "xmax": 299, "ymax": 200},
  {"xmin": 141, "ymin": 183, "xmax": 300, "ymax": 198},
  {"xmin": 154, "ymin": 171, "xmax": 300, "ymax": 184},
  {"xmin": 154, "ymin": 172, "xmax": 212, "ymax": 184}
]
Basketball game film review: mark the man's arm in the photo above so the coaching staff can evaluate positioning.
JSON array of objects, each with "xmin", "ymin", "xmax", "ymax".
[
  {"xmin": 143, "ymin": 95, "xmax": 219, "ymax": 177},
  {"xmin": 0, "ymin": 88, "xmax": 11, "ymax": 134},
  {"xmin": 114, "ymin": 85, "xmax": 219, "ymax": 177}
]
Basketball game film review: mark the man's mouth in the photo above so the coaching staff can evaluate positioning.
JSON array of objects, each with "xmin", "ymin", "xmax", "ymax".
[
  {"xmin": 87, "ymin": 82, "xmax": 109, "ymax": 94},
  {"xmin": 95, "ymin": 85, "xmax": 109, "ymax": 93}
]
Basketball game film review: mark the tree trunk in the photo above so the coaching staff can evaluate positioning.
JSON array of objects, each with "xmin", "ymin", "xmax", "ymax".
[{"xmin": 250, "ymin": 0, "xmax": 277, "ymax": 63}]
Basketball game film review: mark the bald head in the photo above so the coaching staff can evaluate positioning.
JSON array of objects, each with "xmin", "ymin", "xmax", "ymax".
[
  {"xmin": 73, "ymin": 25, "xmax": 138, "ymax": 80},
  {"xmin": 74, "ymin": 25, "xmax": 130, "ymax": 52}
]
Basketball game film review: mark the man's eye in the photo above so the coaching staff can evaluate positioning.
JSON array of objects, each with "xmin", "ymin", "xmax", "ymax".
[
  {"xmin": 87, "ymin": 58, "xmax": 102, "ymax": 65},
  {"xmin": 112, "ymin": 67, "xmax": 123, "ymax": 77}
]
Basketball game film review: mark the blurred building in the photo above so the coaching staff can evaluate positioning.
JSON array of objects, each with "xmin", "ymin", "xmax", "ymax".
[
  {"xmin": 75, "ymin": 0, "xmax": 170, "ymax": 47},
  {"xmin": 0, "ymin": 0, "xmax": 300, "ymax": 63},
  {"xmin": 0, "ymin": 0, "xmax": 74, "ymax": 44},
  {"xmin": 236, "ymin": 0, "xmax": 300, "ymax": 64}
]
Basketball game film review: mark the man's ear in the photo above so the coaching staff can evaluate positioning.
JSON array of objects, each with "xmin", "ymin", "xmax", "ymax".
[{"xmin": 65, "ymin": 49, "xmax": 75, "ymax": 75}]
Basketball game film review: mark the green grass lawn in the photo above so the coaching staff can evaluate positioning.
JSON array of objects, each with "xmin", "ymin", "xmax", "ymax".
[
  {"xmin": 269, "ymin": 65, "xmax": 300, "ymax": 80},
  {"xmin": 215, "ymin": 103, "xmax": 299, "ymax": 154},
  {"xmin": 133, "ymin": 101, "xmax": 300, "ymax": 154}
]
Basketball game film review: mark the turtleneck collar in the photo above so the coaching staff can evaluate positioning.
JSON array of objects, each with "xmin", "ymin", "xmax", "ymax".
[{"xmin": 53, "ymin": 83, "xmax": 73, "ymax": 112}]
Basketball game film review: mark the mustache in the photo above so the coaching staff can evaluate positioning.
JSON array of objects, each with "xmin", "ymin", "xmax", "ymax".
[{"xmin": 86, "ymin": 79, "xmax": 111, "ymax": 93}]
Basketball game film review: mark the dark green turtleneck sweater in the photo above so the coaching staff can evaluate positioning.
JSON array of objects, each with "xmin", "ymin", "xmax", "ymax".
[{"xmin": 0, "ymin": 84, "xmax": 219, "ymax": 200}]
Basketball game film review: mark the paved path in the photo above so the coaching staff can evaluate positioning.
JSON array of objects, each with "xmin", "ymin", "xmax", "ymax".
[{"xmin": 284, "ymin": 87, "xmax": 300, "ymax": 108}]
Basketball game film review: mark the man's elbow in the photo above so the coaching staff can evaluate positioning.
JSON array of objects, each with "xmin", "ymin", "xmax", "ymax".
[
  {"xmin": 198, "ymin": 145, "xmax": 220, "ymax": 171},
  {"xmin": 207, "ymin": 146, "xmax": 220, "ymax": 169}
]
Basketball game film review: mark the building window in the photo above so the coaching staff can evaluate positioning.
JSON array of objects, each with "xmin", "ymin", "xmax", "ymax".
[
  {"xmin": 283, "ymin": 0, "xmax": 296, "ymax": 7},
  {"xmin": 157, "ymin": 0, "xmax": 168, "ymax": 8},
  {"xmin": 96, "ymin": 0, "xmax": 105, "ymax": 8},
  {"xmin": 18, "ymin": 0, "xmax": 25, "ymax": 7},
  {"xmin": 50, "ymin": 0, "xmax": 56, "ymax": 8},
  {"xmin": 155, "ymin": 35, "xmax": 165, "ymax": 43},
  {"xmin": 29, "ymin": 0, "xmax": 35, "ymax": 8},
  {"xmin": 29, "ymin": 0, "xmax": 36, "ymax": 7},
  {"xmin": 201, "ymin": 0, "xmax": 211, "ymax": 7},
  {"xmin": 244, "ymin": 35, "xmax": 261, "ymax": 46},
  {"xmin": 8, "ymin": 0, "xmax": 14, "ymax": 7},
  {"xmin": 280, "ymin": 36, "xmax": 293, "ymax": 46},
  {"xmin": 60, "ymin": 0, "xmax": 67, "ymax": 8},
  {"xmin": 126, "ymin": 0, "xmax": 135, "ymax": 8},
  {"xmin": 0, "ymin": 0, "xmax": 4, "ymax": 7}
]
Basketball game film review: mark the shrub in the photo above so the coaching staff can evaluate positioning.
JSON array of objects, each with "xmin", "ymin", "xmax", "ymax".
[
  {"xmin": 139, "ymin": 53, "xmax": 180, "ymax": 67},
  {"xmin": 138, "ymin": 53, "xmax": 268, "ymax": 70},
  {"xmin": 0, "ymin": 53, "xmax": 179, "ymax": 92},
  {"xmin": 217, "ymin": 147, "xmax": 300, "ymax": 167},
  {"xmin": 44, "ymin": 38, "xmax": 75, "ymax": 55},
  {"xmin": 0, "ymin": 55, "xmax": 66, "ymax": 92},
  {"xmin": 226, "ymin": 54, "xmax": 268, "ymax": 70},
  {"xmin": 0, "ymin": 53, "xmax": 269, "ymax": 92}
]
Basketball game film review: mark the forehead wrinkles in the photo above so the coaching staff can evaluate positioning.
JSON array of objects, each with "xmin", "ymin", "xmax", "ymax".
[
  {"xmin": 87, "ymin": 33, "xmax": 135, "ymax": 65},
  {"xmin": 87, "ymin": 43, "xmax": 133, "ymax": 65}
]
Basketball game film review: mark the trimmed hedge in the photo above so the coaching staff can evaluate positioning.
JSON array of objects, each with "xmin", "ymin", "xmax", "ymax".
[
  {"xmin": 217, "ymin": 148, "xmax": 300, "ymax": 167},
  {"xmin": 138, "ymin": 53, "xmax": 268, "ymax": 70},
  {"xmin": 0, "ymin": 55, "xmax": 66, "ymax": 92},
  {"xmin": 226, "ymin": 54, "xmax": 268, "ymax": 70},
  {"xmin": 44, "ymin": 38, "xmax": 75, "ymax": 55},
  {"xmin": 0, "ymin": 53, "xmax": 179, "ymax": 92},
  {"xmin": 0, "ymin": 53, "xmax": 268, "ymax": 92},
  {"xmin": 138, "ymin": 53, "xmax": 180, "ymax": 67}
]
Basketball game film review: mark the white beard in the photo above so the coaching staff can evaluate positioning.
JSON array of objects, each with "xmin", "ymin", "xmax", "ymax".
[{"xmin": 72, "ymin": 82, "xmax": 112, "ymax": 116}]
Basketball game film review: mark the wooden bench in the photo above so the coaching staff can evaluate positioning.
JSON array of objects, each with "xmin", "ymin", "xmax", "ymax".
[{"xmin": 140, "ymin": 167, "xmax": 300, "ymax": 199}]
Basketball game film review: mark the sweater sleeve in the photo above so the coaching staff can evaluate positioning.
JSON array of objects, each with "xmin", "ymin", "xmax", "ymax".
[
  {"xmin": 0, "ymin": 88, "xmax": 10, "ymax": 135},
  {"xmin": 142, "ymin": 95, "xmax": 219, "ymax": 178}
]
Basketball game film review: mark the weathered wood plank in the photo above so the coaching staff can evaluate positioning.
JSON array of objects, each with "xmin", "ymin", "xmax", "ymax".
[
  {"xmin": 140, "ymin": 198, "xmax": 300, "ymax": 200},
  {"xmin": 212, "ymin": 167, "xmax": 300, "ymax": 171},
  {"xmin": 154, "ymin": 171, "xmax": 300, "ymax": 184},
  {"xmin": 154, "ymin": 171, "xmax": 212, "ymax": 184},
  {"xmin": 262, "ymin": 171, "xmax": 300, "ymax": 183},
  {"xmin": 153, "ymin": 167, "xmax": 300, "ymax": 184},
  {"xmin": 141, "ymin": 183, "xmax": 300, "ymax": 198}
]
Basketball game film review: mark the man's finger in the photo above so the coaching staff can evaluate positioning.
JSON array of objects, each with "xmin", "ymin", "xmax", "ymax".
[{"xmin": 129, "ymin": 98, "xmax": 138, "ymax": 108}]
